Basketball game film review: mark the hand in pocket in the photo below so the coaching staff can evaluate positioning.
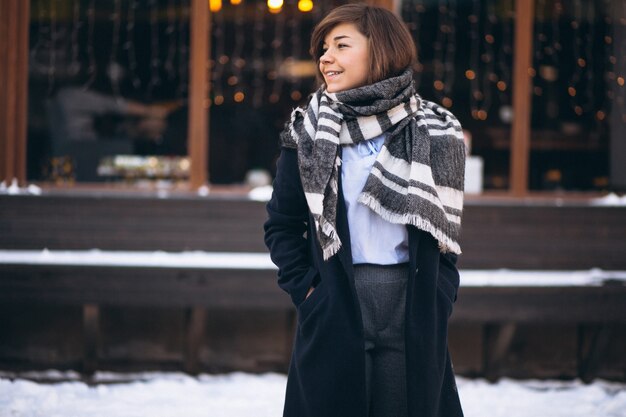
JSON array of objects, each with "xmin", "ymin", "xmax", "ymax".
[{"xmin": 305, "ymin": 286, "xmax": 315, "ymax": 299}]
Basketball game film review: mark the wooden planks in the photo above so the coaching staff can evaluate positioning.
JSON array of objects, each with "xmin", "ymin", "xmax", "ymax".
[
  {"xmin": 2, "ymin": 264, "xmax": 625, "ymax": 320},
  {"xmin": 0, "ymin": 264, "xmax": 289, "ymax": 309},
  {"xmin": 459, "ymin": 204, "xmax": 626, "ymax": 270},
  {"xmin": 2, "ymin": 195, "xmax": 625, "ymax": 270},
  {"xmin": 452, "ymin": 286, "xmax": 626, "ymax": 324},
  {"xmin": 0, "ymin": 195, "xmax": 269, "ymax": 252}
]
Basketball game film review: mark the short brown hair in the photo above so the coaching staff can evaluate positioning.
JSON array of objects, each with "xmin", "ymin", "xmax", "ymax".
[{"xmin": 310, "ymin": 3, "xmax": 417, "ymax": 85}]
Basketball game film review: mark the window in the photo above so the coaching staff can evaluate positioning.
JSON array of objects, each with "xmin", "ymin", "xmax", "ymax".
[
  {"xmin": 402, "ymin": 0, "xmax": 625, "ymax": 192},
  {"xmin": 27, "ymin": 0, "xmax": 191, "ymax": 184},
  {"xmin": 5, "ymin": 0, "xmax": 625, "ymax": 193}
]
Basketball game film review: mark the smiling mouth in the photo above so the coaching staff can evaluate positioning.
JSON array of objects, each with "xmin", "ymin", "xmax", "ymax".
[{"xmin": 325, "ymin": 71, "xmax": 343, "ymax": 77}]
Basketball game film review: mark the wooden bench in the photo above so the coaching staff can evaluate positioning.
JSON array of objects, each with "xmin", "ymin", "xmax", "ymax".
[
  {"xmin": 453, "ymin": 270, "xmax": 626, "ymax": 382},
  {"xmin": 2, "ymin": 193, "xmax": 626, "ymax": 270},
  {"xmin": 1, "ymin": 250, "xmax": 625, "ymax": 381},
  {"xmin": 0, "ymin": 251, "xmax": 285, "ymax": 375}
]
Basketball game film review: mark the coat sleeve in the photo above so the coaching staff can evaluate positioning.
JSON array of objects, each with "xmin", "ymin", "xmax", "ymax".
[{"xmin": 264, "ymin": 147, "xmax": 315, "ymax": 306}]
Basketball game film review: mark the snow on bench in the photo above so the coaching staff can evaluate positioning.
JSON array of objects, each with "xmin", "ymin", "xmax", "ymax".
[{"xmin": 1, "ymin": 249, "xmax": 625, "ymax": 287}]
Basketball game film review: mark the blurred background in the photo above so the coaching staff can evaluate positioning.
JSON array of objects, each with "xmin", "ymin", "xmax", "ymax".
[{"xmin": 0, "ymin": 0, "xmax": 625, "ymax": 387}]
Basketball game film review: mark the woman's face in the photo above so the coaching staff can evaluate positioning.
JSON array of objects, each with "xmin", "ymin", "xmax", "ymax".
[{"xmin": 319, "ymin": 23, "xmax": 370, "ymax": 93}]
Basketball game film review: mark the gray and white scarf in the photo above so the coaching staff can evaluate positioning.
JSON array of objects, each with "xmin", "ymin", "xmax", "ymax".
[{"xmin": 281, "ymin": 69, "xmax": 466, "ymax": 261}]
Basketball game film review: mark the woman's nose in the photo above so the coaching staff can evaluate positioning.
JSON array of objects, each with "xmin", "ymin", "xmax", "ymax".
[{"xmin": 320, "ymin": 50, "xmax": 333, "ymax": 64}]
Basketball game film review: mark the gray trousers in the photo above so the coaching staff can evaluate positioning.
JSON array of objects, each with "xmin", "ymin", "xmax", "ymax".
[{"xmin": 353, "ymin": 263, "xmax": 409, "ymax": 417}]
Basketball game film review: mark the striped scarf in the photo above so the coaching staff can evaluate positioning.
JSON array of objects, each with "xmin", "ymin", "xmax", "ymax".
[{"xmin": 280, "ymin": 69, "xmax": 466, "ymax": 261}]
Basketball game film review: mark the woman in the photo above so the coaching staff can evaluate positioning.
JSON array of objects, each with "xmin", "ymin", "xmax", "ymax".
[{"xmin": 264, "ymin": 4, "xmax": 465, "ymax": 417}]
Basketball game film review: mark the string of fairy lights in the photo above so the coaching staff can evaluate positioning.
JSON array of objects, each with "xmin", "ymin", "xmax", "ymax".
[
  {"xmin": 69, "ymin": 0, "xmax": 81, "ymax": 76},
  {"xmin": 567, "ymin": 0, "xmax": 594, "ymax": 117},
  {"xmin": 532, "ymin": 0, "xmax": 560, "ymax": 115},
  {"xmin": 402, "ymin": 0, "xmax": 514, "ymax": 120},
  {"xmin": 25, "ymin": 0, "xmax": 625, "ymax": 125},
  {"xmin": 229, "ymin": 0, "xmax": 247, "ymax": 104},
  {"xmin": 109, "ymin": 0, "xmax": 122, "ymax": 97},
  {"xmin": 251, "ymin": 0, "xmax": 266, "ymax": 108},
  {"xmin": 602, "ymin": 0, "xmax": 614, "ymax": 121},
  {"xmin": 289, "ymin": 0, "xmax": 304, "ymax": 102},
  {"xmin": 210, "ymin": 0, "xmax": 310, "ymax": 107},
  {"xmin": 467, "ymin": 0, "xmax": 498, "ymax": 121},
  {"xmin": 126, "ymin": 0, "xmax": 142, "ymax": 90},
  {"xmin": 147, "ymin": 0, "xmax": 161, "ymax": 98},
  {"xmin": 28, "ymin": 0, "xmax": 192, "ymax": 98},
  {"xmin": 432, "ymin": 0, "xmax": 457, "ymax": 109},
  {"xmin": 495, "ymin": 0, "xmax": 513, "ymax": 108},
  {"xmin": 611, "ymin": 1, "xmax": 626, "ymax": 122},
  {"xmin": 531, "ymin": 0, "xmax": 625, "ymax": 123},
  {"xmin": 211, "ymin": 0, "xmax": 226, "ymax": 105},
  {"xmin": 401, "ymin": 0, "xmax": 425, "ymax": 88},
  {"xmin": 47, "ymin": 0, "xmax": 57, "ymax": 95},
  {"xmin": 176, "ymin": 0, "xmax": 189, "ymax": 97},
  {"xmin": 84, "ymin": 0, "xmax": 97, "ymax": 89},
  {"xmin": 164, "ymin": 0, "xmax": 178, "ymax": 81},
  {"xmin": 268, "ymin": 6, "xmax": 286, "ymax": 104}
]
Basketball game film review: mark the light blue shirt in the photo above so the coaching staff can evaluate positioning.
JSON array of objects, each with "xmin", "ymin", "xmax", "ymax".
[{"xmin": 341, "ymin": 135, "xmax": 409, "ymax": 265}]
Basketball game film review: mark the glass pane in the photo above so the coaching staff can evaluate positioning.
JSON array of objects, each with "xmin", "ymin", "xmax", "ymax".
[
  {"xmin": 402, "ymin": 0, "xmax": 514, "ymax": 193},
  {"xmin": 529, "ymin": 0, "xmax": 623, "ymax": 191},
  {"xmin": 207, "ymin": 0, "xmax": 348, "ymax": 185},
  {"xmin": 27, "ymin": 0, "xmax": 190, "ymax": 184}
]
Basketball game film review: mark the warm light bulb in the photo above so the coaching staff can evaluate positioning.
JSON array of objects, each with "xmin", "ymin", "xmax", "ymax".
[
  {"xmin": 267, "ymin": 0, "xmax": 283, "ymax": 13},
  {"xmin": 209, "ymin": 0, "xmax": 222, "ymax": 12},
  {"xmin": 291, "ymin": 90, "xmax": 302, "ymax": 101},
  {"xmin": 298, "ymin": 0, "xmax": 313, "ymax": 12},
  {"xmin": 231, "ymin": 0, "xmax": 242, "ymax": 4}
]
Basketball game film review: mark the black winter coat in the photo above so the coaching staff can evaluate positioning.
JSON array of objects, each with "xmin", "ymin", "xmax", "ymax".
[{"xmin": 264, "ymin": 147, "xmax": 464, "ymax": 417}]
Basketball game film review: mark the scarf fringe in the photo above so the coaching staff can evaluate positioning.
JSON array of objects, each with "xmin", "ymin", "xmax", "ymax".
[
  {"xmin": 321, "ymin": 239, "xmax": 342, "ymax": 261},
  {"xmin": 358, "ymin": 193, "xmax": 462, "ymax": 255}
]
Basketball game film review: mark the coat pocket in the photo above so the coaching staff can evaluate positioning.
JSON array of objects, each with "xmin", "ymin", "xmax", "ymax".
[
  {"xmin": 297, "ymin": 277, "xmax": 328, "ymax": 333},
  {"xmin": 436, "ymin": 274, "xmax": 457, "ymax": 318}
]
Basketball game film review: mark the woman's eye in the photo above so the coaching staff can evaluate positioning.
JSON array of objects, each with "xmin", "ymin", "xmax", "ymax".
[{"xmin": 337, "ymin": 43, "xmax": 347, "ymax": 49}]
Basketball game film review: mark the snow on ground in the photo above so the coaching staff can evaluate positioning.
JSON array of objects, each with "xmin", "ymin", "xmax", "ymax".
[{"xmin": 0, "ymin": 372, "xmax": 625, "ymax": 417}]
